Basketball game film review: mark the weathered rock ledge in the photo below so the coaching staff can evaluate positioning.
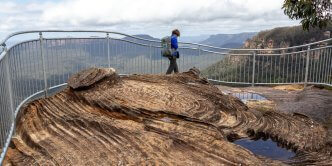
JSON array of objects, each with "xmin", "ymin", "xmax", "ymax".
[{"xmin": 4, "ymin": 68, "xmax": 331, "ymax": 165}]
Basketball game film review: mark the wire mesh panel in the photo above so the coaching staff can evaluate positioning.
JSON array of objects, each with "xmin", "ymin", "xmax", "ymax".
[
  {"xmin": 177, "ymin": 48, "xmax": 225, "ymax": 74},
  {"xmin": 6, "ymin": 41, "xmax": 44, "ymax": 110},
  {"xmin": 201, "ymin": 52, "xmax": 253, "ymax": 84},
  {"xmin": 254, "ymin": 53, "xmax": 307, "ymax": 84},
  {"xmin": 307, "ymin": 47, "xmax": 332, "ymax": 84},
  {"xmin": 0, "ymin": 54, "xmax": 14, "ymax": 161},
  {"xmin": 44, "ymin": 38, "xmax": 108, "ymax": 88}
]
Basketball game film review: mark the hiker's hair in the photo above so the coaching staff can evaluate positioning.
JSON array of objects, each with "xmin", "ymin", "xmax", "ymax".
[{"xmin": 172, "ymin": 29, "xmax": 180, "ymax": 37}]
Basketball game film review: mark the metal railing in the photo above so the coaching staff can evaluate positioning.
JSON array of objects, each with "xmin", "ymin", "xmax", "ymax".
[{"xmin": 0, "ymin": 30, "xmax": 331, "ymax": 163}]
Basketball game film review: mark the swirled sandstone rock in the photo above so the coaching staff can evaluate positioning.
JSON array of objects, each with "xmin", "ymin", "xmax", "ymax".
[
  {"xmin": 67, "ymin": 67, "xmax": 116, "ymax": 90},
  {"xmin": 3, "ymin": 68, "xmax": 331, "ymax": 165}
]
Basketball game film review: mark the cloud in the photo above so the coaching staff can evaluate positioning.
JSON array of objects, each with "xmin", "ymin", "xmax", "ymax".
[
  {"xmin": 0, "ymin": 0, "xmax": 299, "ymax": 39},
  {"xmin": 41, "ymin": 0, "xmax": 289, "ymax": 25}
]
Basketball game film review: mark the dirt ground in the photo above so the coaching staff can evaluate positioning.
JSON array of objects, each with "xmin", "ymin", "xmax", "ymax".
[{"xmin": 217, "ymin": 84, "xmax": 332, "ymax": 142}]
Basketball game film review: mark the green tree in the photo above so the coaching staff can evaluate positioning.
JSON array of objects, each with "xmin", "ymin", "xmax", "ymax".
[{"xmin": 282, "ymin": 0, "xmax": 332, "ymax": 30}]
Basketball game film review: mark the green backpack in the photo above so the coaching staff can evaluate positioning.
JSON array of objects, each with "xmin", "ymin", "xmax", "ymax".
[{"xmin": 161, "ymin": 36, "xmax": 171, "ymax": 57}]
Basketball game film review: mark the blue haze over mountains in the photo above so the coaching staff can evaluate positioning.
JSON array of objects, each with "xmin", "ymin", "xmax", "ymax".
[
  {"xmin": 197, "ymin": 32, "xmax": 257, "ymax": 48},
  {"xmin": 132, "ymin": 32, "xmax": 257, "ymax": 48}
]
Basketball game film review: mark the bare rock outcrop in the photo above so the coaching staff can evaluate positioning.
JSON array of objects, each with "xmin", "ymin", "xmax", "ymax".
[
  {"xmin": 67, "ymin": 67, "xmax": 116, "ymax": 90},
  {"xmin": 3, "ymin": 67, "xmax": 331, "ymax": 165}
]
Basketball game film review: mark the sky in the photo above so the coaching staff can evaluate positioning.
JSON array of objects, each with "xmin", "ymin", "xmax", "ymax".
[{"xmin": 0, "ymin": 0, "xmax": 300, "ymax": 40}]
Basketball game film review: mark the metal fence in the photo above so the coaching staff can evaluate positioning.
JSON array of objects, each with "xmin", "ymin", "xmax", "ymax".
[{"xmin": 0, "ymin": 30, "xmax": 331, "ymax": 163}]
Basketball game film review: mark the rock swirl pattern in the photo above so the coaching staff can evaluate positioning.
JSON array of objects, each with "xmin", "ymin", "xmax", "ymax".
[{"xmin": 3, "ymin": 68, "xmax": 332, "ymax": 165}]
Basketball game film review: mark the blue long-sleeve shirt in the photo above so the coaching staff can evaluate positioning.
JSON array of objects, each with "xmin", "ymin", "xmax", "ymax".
[{"xmin": 171, "ymin": 34, "xmax": 178, "ymax": 50}]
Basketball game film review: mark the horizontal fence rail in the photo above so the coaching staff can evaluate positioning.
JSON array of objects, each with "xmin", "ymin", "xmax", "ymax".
[{"xmin": 0, "ymin": 30, "xmax": 331, "ymax": 163}]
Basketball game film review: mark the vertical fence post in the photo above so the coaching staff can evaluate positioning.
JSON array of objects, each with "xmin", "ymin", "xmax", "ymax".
[
  {"xmin": 198, "ymin": 46, "xmax": 203, "ymax": 76},
  {"xmin": 304, "ymin": 45, "xmax": 311, "ymax": 87},
  {"xmin": 198, "ymin": 46, "xmax": 201, "ymax": 56},
  {"xmin": 107, "ymin": 33, "xmax": 111, "ymax": 68},
  {"xmin": 252, "ymin": 51, "xmax": 256, "ymax": 86},
  {"xmin": 149, "ymin": 43, "xmax": 152, "ymax": 74},
  {"xmin": 39, "ymin": 32, "xmax": 48, "ymax": 98}
]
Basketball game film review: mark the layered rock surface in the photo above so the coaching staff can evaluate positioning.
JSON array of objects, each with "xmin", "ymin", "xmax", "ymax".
[{"xmin": 3, "ymin": 68, "xmax": 331, "ymax": 165}]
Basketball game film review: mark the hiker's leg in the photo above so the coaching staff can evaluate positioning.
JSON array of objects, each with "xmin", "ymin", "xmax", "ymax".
[
  {"xmin": 166, "ymin": 58, "xmax": 174, "ymax": 74},
  {"xmin": 174, "ymin": 59, "xmax": 179, "ymax": 73}
]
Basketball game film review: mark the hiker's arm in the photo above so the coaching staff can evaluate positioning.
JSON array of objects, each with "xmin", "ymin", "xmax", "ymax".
[{"xmin": 171, "ymin": 37, "xmax": 178, "ymax": 49}]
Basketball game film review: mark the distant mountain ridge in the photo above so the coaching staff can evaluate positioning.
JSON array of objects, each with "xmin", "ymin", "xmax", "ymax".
[
  {"xmin": 244, "ymin": 25, "xmax": 332, "ymax": 49},
  {"xmin": 131, "ymin": 34, "xmax": 160, "ymax": 41},
  {"xmin": 180, "ymin": 35, "xmax": 210, "ymax": 43},
  {"xmin": 126, "ymin": 33, "xmax": 257, "ymax": 48},
  {"xmin": 122, "ymin": 34, "xmax": 159, "ymax": 41},
  {"xmin": 200, "ymin": 32, "xmax": 257, "ymax": 48}
]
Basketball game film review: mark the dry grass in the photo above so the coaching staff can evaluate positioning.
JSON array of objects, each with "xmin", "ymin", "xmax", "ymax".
[
  {"xmin": 273, "ymin": 84, "xmax": 305, "ymax": 91},
  {"xmin": 246, "ymin": 100, "xmax": 276, "ymax": 112}
]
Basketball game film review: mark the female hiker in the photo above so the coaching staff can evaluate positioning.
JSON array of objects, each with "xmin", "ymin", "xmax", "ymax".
[{"xmin": 166, "ymin": 29, "xmax": 180, "ymax": 74}]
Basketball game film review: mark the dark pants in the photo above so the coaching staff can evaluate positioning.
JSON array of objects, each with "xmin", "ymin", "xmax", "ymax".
[{"xmin": 166, "ymin": 57, "xmax": 179, "ymax": 74}]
